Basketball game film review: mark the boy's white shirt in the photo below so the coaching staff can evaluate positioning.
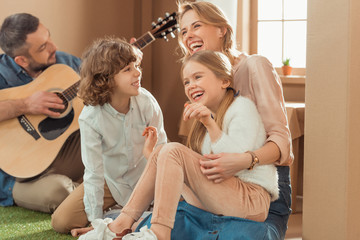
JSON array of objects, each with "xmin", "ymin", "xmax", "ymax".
[
  {"xmin": 79, "ymin": 87, "xmax": 167, "ymax": 222},
  {"xmin": 201, "ymin": 96, "xmax": 279, "ymax": 201}
]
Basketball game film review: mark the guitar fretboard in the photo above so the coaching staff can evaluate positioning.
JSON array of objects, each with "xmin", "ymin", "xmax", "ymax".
[
  {"xmin": 62, "ymin": 81, "xmax": 80, "ymax": 102},
  {"xmin": 132, "ymin": 32, "xmax": 156, "ymax": 50}
]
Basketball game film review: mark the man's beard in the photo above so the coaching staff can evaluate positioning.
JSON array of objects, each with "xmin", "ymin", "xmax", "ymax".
[
  {"xmin": 28, "ymin": 52, "xmax": 56, "ymax": 73},
  {"xmin": 28, "ymin": 61, "xmax": 52, "ymax": 73}
]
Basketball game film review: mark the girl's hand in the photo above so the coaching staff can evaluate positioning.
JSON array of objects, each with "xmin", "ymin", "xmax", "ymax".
[
  {"xmin": 183, "ymin": 102, "xmax": 214, "ymax": 127},
  {"xmin": 199, "ymin": 152, "xmax": 251, "ymax": 183},
  {"xmin": 142, "ymin": 126, "xmax": 158, "ymax": 159},
  {"xmin": 183, "ymin": 102, "xmax": 222, "ymax": 142}
]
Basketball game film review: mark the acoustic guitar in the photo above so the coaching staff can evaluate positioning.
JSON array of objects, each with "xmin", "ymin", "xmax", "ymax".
[{"xmin": 0, "ymin": 12, "xmax": 178, "ymax": 178}]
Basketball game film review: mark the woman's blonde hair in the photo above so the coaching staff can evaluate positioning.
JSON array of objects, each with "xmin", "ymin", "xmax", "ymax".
[
  {"xmin": 78, "ymin": 37, "xmax": 137, "ymax": 106},
  {"xmin": 177, "ymin": 1, "xmax": 239, "ymax": 64},
  {"xmin": 182, "ymin": 50, "xmax": 235, "ymax": 153}
]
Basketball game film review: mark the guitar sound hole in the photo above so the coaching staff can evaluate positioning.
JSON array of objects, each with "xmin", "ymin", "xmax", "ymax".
[
  {"xmin": 49, "ymin": 92, "xmax": 68, "ymax": 114},
  {"xmin": 38, "ymin": 108, "xmax": 74, "ymax": 140}
]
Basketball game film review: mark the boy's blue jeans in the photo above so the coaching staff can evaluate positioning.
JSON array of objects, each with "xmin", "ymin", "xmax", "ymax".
[{"xmin": 136, "ymin": 166, "xmax": 291, "ymax": 240}]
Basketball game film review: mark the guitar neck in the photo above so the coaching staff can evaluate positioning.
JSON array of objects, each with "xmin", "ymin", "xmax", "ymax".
[
  {"xmin": 132, "ymin": 31, "xmax": 156, "ymax": 50},
  {"xmin": 63, "ymin": 81, "xmax": 80, "ymax": 102}
]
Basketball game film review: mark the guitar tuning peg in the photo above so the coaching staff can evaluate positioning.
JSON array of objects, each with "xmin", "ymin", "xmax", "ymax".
[
  {"xmin": 151, "ymin": 22, "xmax": 156, "ymax": 27},
  {"xmin": 170, "ymin": 32, "xmax": 176, "ymax": 38},
  {"xmin": 161, "ymin": 32, "xmax": 169, "ymax": 42},
  {"xmin": 165, "ymin": 12, "xmax": 170, "ymax": 17},
  {"xmin": 175, "ymin": 24, "xmax": 180, "ymax": 32},
  {"xmin": 157, "ymin": 17, "xmax": 163, "ymax": 22}
]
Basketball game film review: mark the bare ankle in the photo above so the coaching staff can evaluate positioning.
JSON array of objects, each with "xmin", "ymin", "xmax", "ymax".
[{"xmin": 108, "ymin": 214, "xmax": 134, "ymax": 233}]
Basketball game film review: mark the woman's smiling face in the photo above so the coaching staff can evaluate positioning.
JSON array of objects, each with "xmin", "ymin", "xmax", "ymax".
[{"xmin": 180, "ymin": 10, "xmax": 225, "ymax": 55}]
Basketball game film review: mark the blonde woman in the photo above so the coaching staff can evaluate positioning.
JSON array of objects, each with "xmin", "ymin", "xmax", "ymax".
[
  {"xmin": 133, "ymin": 1, "xmax": 294, "ymax": 239},
  {"xmin": 167, "ymin": 1, "xmax": 292, "ymax": 239}
]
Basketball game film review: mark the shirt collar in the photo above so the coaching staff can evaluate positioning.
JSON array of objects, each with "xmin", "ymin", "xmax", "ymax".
[{"xmin": 103, "ymin": 98, "xmax": 134, "ymax": 118}]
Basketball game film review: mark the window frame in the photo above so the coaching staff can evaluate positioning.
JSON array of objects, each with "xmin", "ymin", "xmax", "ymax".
[{"xmin": 249, "ymin": 0, "xmax": 306, "ymax": 77}]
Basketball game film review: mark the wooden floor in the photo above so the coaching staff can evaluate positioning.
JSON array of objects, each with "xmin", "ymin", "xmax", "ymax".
[{"xmin": 285, "ymin": 196, "xmax": 302, "ymax": 240}]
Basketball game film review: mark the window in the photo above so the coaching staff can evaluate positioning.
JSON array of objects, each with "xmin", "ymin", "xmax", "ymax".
[{"xmin": 256, "ymin": 0, "xmax": 307, "ymax": 69}]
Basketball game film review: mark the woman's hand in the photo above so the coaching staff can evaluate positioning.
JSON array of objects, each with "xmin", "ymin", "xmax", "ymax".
[
  {"xmin": 199, "ymin": 152, "xmax": 252, "ymax": 183},
  {"xmin": 142, "ymin": 126, "xmax": 158, "ymax": 159}
]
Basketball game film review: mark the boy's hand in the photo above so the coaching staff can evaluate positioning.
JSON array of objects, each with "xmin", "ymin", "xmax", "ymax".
[
  {"xmin": 142, "ymin": 126, "xmax": 158, "ymax": 159},
  {"xmin": 70, "ymin": 226, "xmax": 93, "ymax": 237}
]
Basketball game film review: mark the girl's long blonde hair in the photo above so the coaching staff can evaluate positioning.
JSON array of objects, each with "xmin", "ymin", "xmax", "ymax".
[
  {"xmin": 177, "ymin": 1, "xmax": 240, "ymax": 64},
  {"xmin": 182, "ymin": 50, "xmax": 235, "ymax": 153}
]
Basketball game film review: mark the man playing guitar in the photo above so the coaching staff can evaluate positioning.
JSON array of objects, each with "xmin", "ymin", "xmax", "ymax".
[{"xmin": 0, "ymin": 13, "xmax": 84, "ymax": 213}]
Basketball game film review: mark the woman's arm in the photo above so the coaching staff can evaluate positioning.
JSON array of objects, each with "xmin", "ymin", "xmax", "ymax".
[
  {"xmin": 201, "ymin": 56, "xmax": 292, "ymax": 182},
  {"xmin": 246, "ymin": 55, "xmax": 292, "ymax": 165},
  {"xmin": 201, "ymin": 141, "xmax": 280, "ymax": 183},
  {"xmin": 200, "ymin": 97, "xmax": 270, "ymax": 182}
]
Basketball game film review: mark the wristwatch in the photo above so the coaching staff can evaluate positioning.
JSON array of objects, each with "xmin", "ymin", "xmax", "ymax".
[{"xmin": 246, "ymin": 151, "xmax": 259, "ymax": 170}]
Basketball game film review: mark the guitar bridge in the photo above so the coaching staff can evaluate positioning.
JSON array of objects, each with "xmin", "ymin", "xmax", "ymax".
[{"xmin": 17, "ymin": 115, "xmax": 41, "ymax": 140}]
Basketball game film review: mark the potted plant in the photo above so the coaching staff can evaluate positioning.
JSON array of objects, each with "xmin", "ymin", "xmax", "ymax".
[{"xmin": 282, "ymin": 58, "xmax": 292, "ymax": 76}]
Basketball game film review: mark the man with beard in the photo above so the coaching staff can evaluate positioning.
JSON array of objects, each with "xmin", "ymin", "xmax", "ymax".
[{"xmin": 0, "ymin": 13, "xmax": 84, "ymax": 213}]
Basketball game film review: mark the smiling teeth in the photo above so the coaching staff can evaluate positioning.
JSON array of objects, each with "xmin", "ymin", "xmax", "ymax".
[
  {"xmin": 191, "ymin": 92, "xmax": 203, "ymax": 99},
  {"xmin": 189, "ymin": 42, "xmax": 203, "ymax": 51}
]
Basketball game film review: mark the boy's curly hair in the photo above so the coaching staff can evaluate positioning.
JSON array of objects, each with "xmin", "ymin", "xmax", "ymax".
[{"xmin": 78, "ymin": 36, "xmax": 137, "ymax": 106}]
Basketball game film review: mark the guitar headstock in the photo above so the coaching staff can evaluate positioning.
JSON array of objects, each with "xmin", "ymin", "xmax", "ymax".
[
  {"xmin": 151, "ymin": 12, "xmax": 179, "ymax": 41},
  {"xmin": 132, "ymin": 12, "xmax": 179, "ymax": 50}
]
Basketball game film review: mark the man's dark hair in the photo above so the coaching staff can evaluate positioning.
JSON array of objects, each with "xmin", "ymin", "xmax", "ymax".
[{"xmin": 0, "ymin": 13, "xmax": 39, "ymax": 58}]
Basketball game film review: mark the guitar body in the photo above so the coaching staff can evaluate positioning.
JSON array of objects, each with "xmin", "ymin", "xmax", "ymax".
[{"xmin": 0, "ymin": 64, "xmax": 83, "ymax": 178}]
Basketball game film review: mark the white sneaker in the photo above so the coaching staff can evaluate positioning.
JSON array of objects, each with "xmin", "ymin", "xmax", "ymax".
[
  {"xmin": 78, "ymin": 218, "xmax": 116, "ymax": 240},
  {"xmin": 122, "ymin": 226, "xmax": 158, "ymax": 240}
]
